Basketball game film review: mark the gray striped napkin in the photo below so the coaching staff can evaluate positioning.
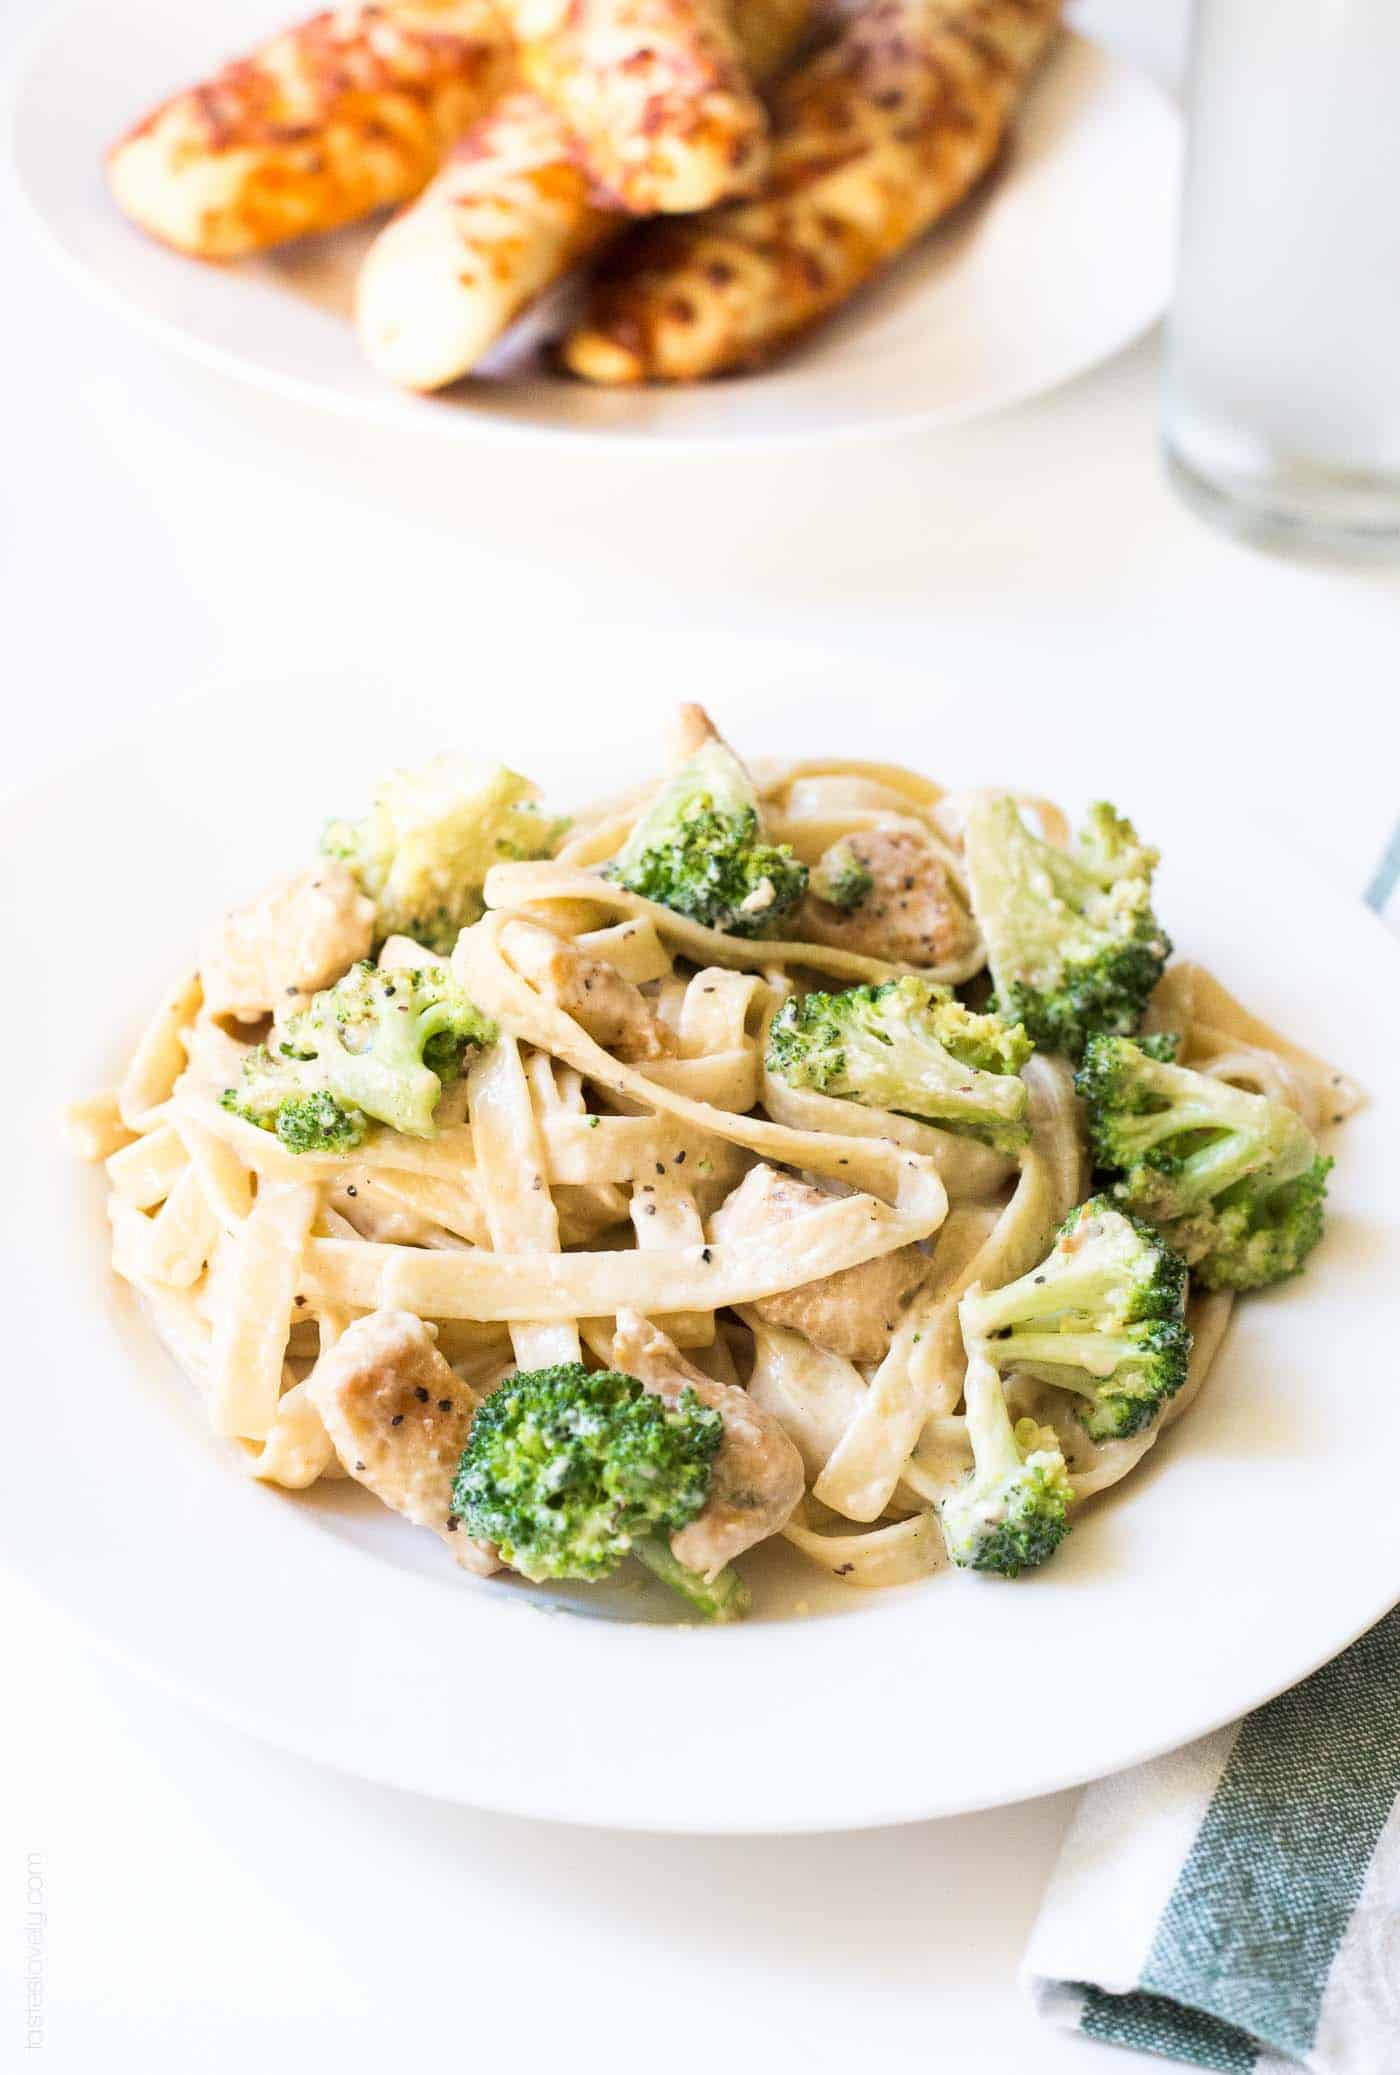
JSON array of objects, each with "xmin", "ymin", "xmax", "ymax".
[{"xmin": 1023, "ymin": 833, "xmax": 1400, "ymax": 2074}]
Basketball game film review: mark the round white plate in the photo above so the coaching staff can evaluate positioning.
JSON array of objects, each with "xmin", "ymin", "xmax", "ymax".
[
  {"xmin": 4, "ymin": 2, "xmax": 1179, "ymax": 449},
  {"xmin": 4, "ymin": 652, "xmax": 1398, "ymax": 1833}
]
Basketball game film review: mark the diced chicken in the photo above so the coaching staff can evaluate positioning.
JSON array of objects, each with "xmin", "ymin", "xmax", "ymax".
[
  {"xmin": 501, "ymin": 919, "xmax": 671, "ymax": 1060},
  {"xmin": 307, "ymin": 1310, "xmax": 498, "ymax": 1574},
  {"xmin": 198, "ymin": 862, "xmax": 375, "ymax": 1023},
  {"xmin": 612, "ymin": 1311, "xmax": 804, "ymax": 1577},
  {"xmin": 710, "ymin": 1163, "xmax": 928, "ymax": 1364},
  {"xmin": 799, "ymin": 827, "xmax": 977, "ymax": 969},
  {"xmin": 675, "ymin": 702, "xmax": 720, "ymax": 758}
]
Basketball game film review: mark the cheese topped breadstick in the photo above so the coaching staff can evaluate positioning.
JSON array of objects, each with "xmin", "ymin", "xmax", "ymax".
[
  {"xmin": 108, "ymin": 0, "xmax": 515, "ymax": 258},
  {"xmin": 356, "ymin": 0, "xmax": 812, "ymax": 387},
  {"xmin": 502, "ymin": 0, "xmax": 772, "ymax": 215},
  {"xmin": 561, "ymin": 0, "xmax": 1061, "ymax": 382}
]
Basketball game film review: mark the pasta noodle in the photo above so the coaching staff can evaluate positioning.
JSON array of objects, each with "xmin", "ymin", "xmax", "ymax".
[
  {"xmin": 207, "ymin": 1181, "xmax": 320, "ymax": 1438},
  {"xmin": 68, "ymin": 722, "xmax": 1359, "ymax": 1613}
]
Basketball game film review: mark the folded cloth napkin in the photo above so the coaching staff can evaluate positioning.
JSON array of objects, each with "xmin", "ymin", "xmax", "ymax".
[{"xmin": 1023, "ymin": 831, "xmax": 1400, "ymax": 2075}]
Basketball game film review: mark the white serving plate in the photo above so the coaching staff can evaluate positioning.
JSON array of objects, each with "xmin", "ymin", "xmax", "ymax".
[
  {"xmin": 5, "ymin": 3, "xmax": 1179, "ymax": 449},
  {"xmin": 4, "ymin": 654, "xmax": 1397, "ymax": 1832}
]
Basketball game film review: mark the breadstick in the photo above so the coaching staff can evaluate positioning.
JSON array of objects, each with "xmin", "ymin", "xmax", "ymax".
[
  {"xmin": 501, "ymin": 0, "xmax": 772, "ymax": 215},
  {"xmin": 108, "ymin": 0, "xmax": 514, "ymax": 258},
  {"xmin": 357, "ymin": 0, "xmax": 812, "ymax": 387},
  {"xmin": 561, "ymin": 0, "xmax": 1060, "ymax": 382}
]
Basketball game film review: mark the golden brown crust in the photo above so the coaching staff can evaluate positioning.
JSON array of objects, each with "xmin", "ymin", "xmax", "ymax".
[
  {"xmin": 356, "ymin": 91, "xmax": 612, "ymax": 387},
  {"xmin": 503, "ymin": 0, "xmax": 771, "ymax": 214},
  {"xmin": 108, "ymin": 0, "xmax": 515, "ymax": 256},
  {"xmin": 560, "ymin": 0, "xmax": 1061, "ymax": 379},
  {"xmin": 353, "ymin": 0, "xmax": 814, "ymax": 387}
]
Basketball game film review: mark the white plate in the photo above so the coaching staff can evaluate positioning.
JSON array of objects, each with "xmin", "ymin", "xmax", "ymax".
[
  {"xmin": 4, "ymin": 2, "xmax": 1180, "ymax": 450},
  {"xmin": 4, "ymin": 650, "xmax": 1398, "ymax": 1833}
]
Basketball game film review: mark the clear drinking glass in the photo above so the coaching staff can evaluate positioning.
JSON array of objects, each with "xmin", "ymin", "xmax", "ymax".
[{"xmin": 1161, "ymin": 0, "xmax": 1400, "ymax": 553}]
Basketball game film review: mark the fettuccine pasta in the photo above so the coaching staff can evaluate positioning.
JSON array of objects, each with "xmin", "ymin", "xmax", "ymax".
[{"xmin": 68, "ymin": 709, "xmax": 1359, "ymax": 1616}]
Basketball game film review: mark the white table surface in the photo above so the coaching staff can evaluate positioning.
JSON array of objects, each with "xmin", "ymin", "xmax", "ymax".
[{"xmin": 2, "ymin": 0, "xmax": 1397, "ymax": 2065}]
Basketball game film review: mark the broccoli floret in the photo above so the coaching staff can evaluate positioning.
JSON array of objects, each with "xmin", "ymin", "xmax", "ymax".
[
  {"xmin": 766, "ymin": 975, "xmax": 1034, "ymax": 1152},
  {"xmin": 451, "ymin": 1363, "xmax": 746, "ymax": 1620},
  {"xmin": 323, "ymin": 754, "xmax": 568, "ymax": 955},
  {"xmin": 262, "ymin": 1087, "xmax": 366, "ymax": 1155},
  {"xmin": 1136, "ymin": 1031, "xmax": 1181, "ymax": 1063},
  {"xmin": 221, "ymin": 960, "xmax": 495, "ymax": 1150},
  {"xmin": 960, "ymin": 1197, "xmax": 1192, "ymax": 1440},
  {"xmin": 940, "ymin": 1350, "xmax": 1072, "ymax": 1576},
  {"xmin": 1077, "ymin": 1035, "xmax": 1331, "ymax": 1291},
  {"xmin": 632, "ymin": 1534, "xmax": 752, "ymax": 1623},
  {"xmin": 962, "ymin": 795, "xmax": 1171, "ymax": 1058},
  {"xmin": 809, "ymin": 839, "xmax": 874, "ymax": 912},
  {"xmin": 609, "ymin": 736, "xmax": 807, "ymax": 938}
]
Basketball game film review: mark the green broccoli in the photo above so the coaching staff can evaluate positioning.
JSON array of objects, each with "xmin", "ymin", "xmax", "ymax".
[
  {"xmin": 451, "ymin": 1363, "xmax": 749, "ymax": 1621},
  {"xmin": 960, "ymin": 1196, "xmax": 1192, "ymax": 1440},
  {"xmin": 765, "ymin": 975, "xmax": 1034, "ymax": 1152},
  {"xmin": 1077, "ymin": 1035, "xmax": 1331, "ymax": 1291},
  {"xmin": 939, "ymin": 1356, "xmax": 1072, "ymax": 1576},
  {"xmin": 609, "ymin": 735, "xmax": 807, "ymax": 938},
  {"xmin": 630, "ymin": 1536, "xmax": 753, "ymax": 1622},
  {"xmin": 809, "ymin": 839, "xmax": 875, "ymax": 912},
  {"xmin": 962, "ymin": 794, "xmax": 1171, "ymax": 1058},
  {"xmin": 323, "ymin": 754, "xmax": 568, "ymax": 955},
  {"xmin": 221, "ymin": 960, "xmax": 496, "ymax": 1152}
]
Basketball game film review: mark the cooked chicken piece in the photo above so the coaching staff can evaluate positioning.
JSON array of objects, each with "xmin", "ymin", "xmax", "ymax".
[
  {"xmin": 503, "ymin": 0, "xmax": 770, "ymax": 217},
  {"xmin": 799, "ymin": 827, "xmax": 977, "ymax": 968},
  {"xmin": 308, "ymin": 1310, "xmax": 498, "ymax": 1574},
  {"xmin": 197, "ymin": 862, "xmax": 375, "ymax": 1023},
  {"xmin": 710, "ymin": 1164, "xmax": 928, "ymax": 1363},
  {"xmin": 500, "ymin": 919, "xmax": 671, "ymax": 1061},
  {"xmin": 561, "ymin": 0, "xmax": 1061, "ymax": 382},
  {"xmin": 108, "ymin": 0, "xmax": 514, "ymax": 259},
  {"xmin": 612, "ymin": 1311, "xmax": 804, "ymax": 1575},
  {"xmin": 355, "ymin": 0, "xmax": 812, "ymax": 388},
  {"xmin": 675, "ymin": 701, "xmax": 720, "ymax": 757}
]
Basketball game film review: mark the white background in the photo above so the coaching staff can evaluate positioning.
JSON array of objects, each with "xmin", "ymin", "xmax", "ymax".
[{"xmin": 2, "ymin": 0, "xmax": 1397, "ymax": 2067}]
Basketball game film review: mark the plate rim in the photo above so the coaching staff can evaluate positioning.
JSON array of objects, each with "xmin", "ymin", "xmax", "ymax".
[
  {"xmin": 16, "ymin": 1544, "xmax": 1397, "ymax": 1834},
  {"xmin": 1, "ymin": 9, "xmax": 1181, "ymax": 454}
]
